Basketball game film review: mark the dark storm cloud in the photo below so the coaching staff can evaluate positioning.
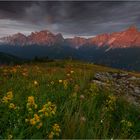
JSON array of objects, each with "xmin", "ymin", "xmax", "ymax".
[{"xmin": 0, "ymin": 1, "xmax": 140, "ymax": 38}]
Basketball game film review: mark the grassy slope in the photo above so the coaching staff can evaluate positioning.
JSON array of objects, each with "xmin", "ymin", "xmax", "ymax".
[{"xmin": 0, "ymin": 60, "xmax": 140, "ymax": 139}]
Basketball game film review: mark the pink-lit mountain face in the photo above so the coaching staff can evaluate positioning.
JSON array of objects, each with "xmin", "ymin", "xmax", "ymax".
[
  {"xmin": 90, "ymin": 26, "xmax": 140, "ymax": 48},
  {"xmin": 1, "ymin": 26, "xmax": 140, "ymax": 48},
  {"xmin": 1, "ymin": 33, "xmax": 27, "ymax": 46},
  {"xmin": 1, "ymin": 30, "xmax": 64, "ymax": 46},
  {"xmin": 27, "ymin": 30, "xmax": 64, "ymax": 46}
]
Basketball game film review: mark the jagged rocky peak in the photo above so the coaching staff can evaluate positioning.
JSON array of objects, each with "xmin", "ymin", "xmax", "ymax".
[
  {"xmin": 125, "ymin": 25, "xmax": 138, "ymax": 32},
  {"xmin": 0, "ymin": 32, "xmax": 27, "ymax": 45},
  {"xmin": 13, "ymin": 32, "xmax": 26, "ymax": 37},
  {"xmin": 27, "ymin": 29, "xmax": 64, "ymax": 45},
  {"xmin": 55, "ymin": 33, "xmax": 64, "ymax": 42},
  {"xmin": 1, "ymin": 26, "xmax": 140, "ymax": 48},
  {"xmin": 91, "ymin": 26, "xmax": 140, "ymax": 48},
  {"xmin": 2, "ymin": 32, "xmax": 26, "ymax": 40},
  {"xmin": 29, "ymin": 30, "xmax": 55, "ymax": 37}
]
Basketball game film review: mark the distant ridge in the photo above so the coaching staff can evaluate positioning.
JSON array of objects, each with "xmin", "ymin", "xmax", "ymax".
[{"xmin": 1, "ymin": 26, "xmax": 140, "ymax": 48}]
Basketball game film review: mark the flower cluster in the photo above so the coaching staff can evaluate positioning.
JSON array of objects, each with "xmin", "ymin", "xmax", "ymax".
[
  {"xmin": 22, "ymin": 68, "xmax": 28, "ymax": 77},
  {"xmin": 30, "ymin": 114, "xmax": 40, "ymax": 125},
  {"xmin": 106, "ymin": 95, "xmax": 116, "ymax": 111},
  {"xmin": 63, "ymin": 80, "xmax": 68, "ymax": 89},
  {"xmin": 121, "ymin": 119, "xmax": 133, "ymax": 128},
  {"xmin": 58, "ymin": 79, "xmax": 68, "ymax": 89},
  {"xmin": 48, "ymin": 123, "xmax": 61, "ymax": 139},
  {"xmin": 9, "ymin": 103, "xmax": 16, "ymax": 110},
  {"xmin": 25, "ymin": 113, "xmax": 43, "ymax": 129},
  {"xmin": 25, "ymin": 97, "xmax": 57, "ymax": 130},
  {"xmin": 38, "ymin": 101, "xmax": 56, "ymax": 117},
  {"xmin": 2, "ymin": 91, "xmax": 13, "ymax": 103},
  {"xmin": 26, "ymin": 96, "xmax": 37, "ymax": 112},
  {"xmin": 10, "ymin": 67, "xmax": 17, "ymax": 73},
  {"xmin": 66, "ymin": 70, "xmax": 74, "ymax": 77},
  {"xmin": 2, "ymin": 91, "xmax": 17, "ymax": 110}
]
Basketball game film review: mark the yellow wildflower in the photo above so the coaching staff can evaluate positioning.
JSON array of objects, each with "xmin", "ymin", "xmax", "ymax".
[
  {"xmin": 108, "ymin": 95, "xmax": 116, "ymax": 102},
  {"xmin": 27, "ymin": 96, "xmax": 37, "ymax": 111},
  {"xmin": 127, "ymin": 121, "xmax": 133, "ymax": 127},
  {"xmin": 45, "ymin": 112, "xmax": 49, "ymax": 117},
  {"xmin": 38, "ymin": 101, "xmax": 56, "ymax": 118},
  {"xmin": 34, "ymin": 104, "xmax": 38, "ymax": 109},
  {"xmin": 8, "ymin": 134, "xmax": 13, "ymax": 139},
  {"xmin": 7, "ymin": 91, "xmax": 13, "ymax": 100},
  {"xmin": 106, "ymin": 95, "xmax": 117, "ymax": 111},
  {"xmin": 63, "ymin": 80, "xmax": 68, "ymax": 89},
  {"xmin": 28, "ymin": 96, "xmax": 35, "ymax": 105},
  {"xmin": 34, "ymin": 114, "xmax": 40, "ymax": 122},
  {"xmin": 101, "ymin": 120, "xmax": 103, "ymax": 124},
  {"xmin": 26, "ymin": 113, "xmax": 41, "ymax": 126},
  {"xmin": 121, "ymin": 120, "xmax": 133, "ymax": 128},
  {"xmin": 53, "ymin": 123, "xmax": 61, "ymax": 133},
  {"xmin": 37, "ymin": 122, "xmax": 43, "ymax": 129},
  {"xmin": 11, "ymin": 68, "xmax": 17, "ymax": 73},
  {"xmin": 28, "ymin": 108, "xmax": 33, "ymax": 113},
  {"xmin": 22, "ymin": 72, "xmax": 28, "ymax": 77},
  {"xmin": 25, "ymin": 119, "xmax": 29, "ymax": 123},
  {"xmin": 9, "ymin": 103, "xmax": 16, "ymax": 110},
  {"xmin": 34, "ymin": 80, "xmax": 38, "ymax": 86},
  {"xmin": 30, "ymin": 118, "xmax": 36, "ymax": 125},
  {"xmin": 47, "ymin": 101, "xmax": 52, "ymax": 105},
  {"xmin": 80, "ymin": 94, "xmax": 85, "ymax": 100},
  {"xmin": 80, "ymin": 116, "xmax": 86, "ymax": 123},
  {"xmin": 48, "ymin": 123, "xmax": 61, "ymax": 138},
  {"xmin": 59, "ymin": 80, "xmax": 63, "ymax": 83},
  {"xmin": 2, "ymin": 91, "xmax": 13, "ymax": 103},
  {"xmin": 51, "ymin": 110, "xmax": 55, "ymax": 115},
  {"xmin": 67, "ymin": 73, "xmax": 70, "ymax": 77},
  {"xmin": 2, "ymin": 96, "xmax": 9, "ymax": 103},
  {"xmin": 48, "ymin": 131, "xmax": 54, "ymax": 139},
  {"xmin": 70, "ymin": 70, "xmax": 74, "ymax": 74}
]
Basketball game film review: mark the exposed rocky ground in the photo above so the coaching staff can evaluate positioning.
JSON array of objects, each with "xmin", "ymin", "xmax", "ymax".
[{"xmin": 92, "ymin": 72, "xmax": 140, "ymax": 106}]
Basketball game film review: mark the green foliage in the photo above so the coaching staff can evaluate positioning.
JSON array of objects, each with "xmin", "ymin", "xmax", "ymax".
[{"xmin": 0, "ymin": 60, "xmax": 140, "ymax": 139}]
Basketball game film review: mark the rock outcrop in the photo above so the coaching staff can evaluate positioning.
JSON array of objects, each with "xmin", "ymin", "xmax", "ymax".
[{"xmin": 92, "ymin": 72, "xmax": 140, "ymax": 106}]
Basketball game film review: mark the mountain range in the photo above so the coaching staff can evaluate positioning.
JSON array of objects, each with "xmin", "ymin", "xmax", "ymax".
[
  {"xmin": 1, "ymin": 26, "xmax": 140, "ymax": 49},
  {"xmin": 1, "ymin": 26, "xmax": 140, "ymax": 71}
]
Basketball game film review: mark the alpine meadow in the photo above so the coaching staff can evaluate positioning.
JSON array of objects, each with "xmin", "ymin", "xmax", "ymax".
[{"xmin": 1, "ymin": 1, "xmax": 140, "ymax": 139}]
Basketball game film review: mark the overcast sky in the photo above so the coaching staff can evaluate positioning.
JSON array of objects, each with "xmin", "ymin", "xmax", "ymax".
[{"xmin": 0, "ymin": 1, "xmax": 140, "ymax": 38}]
